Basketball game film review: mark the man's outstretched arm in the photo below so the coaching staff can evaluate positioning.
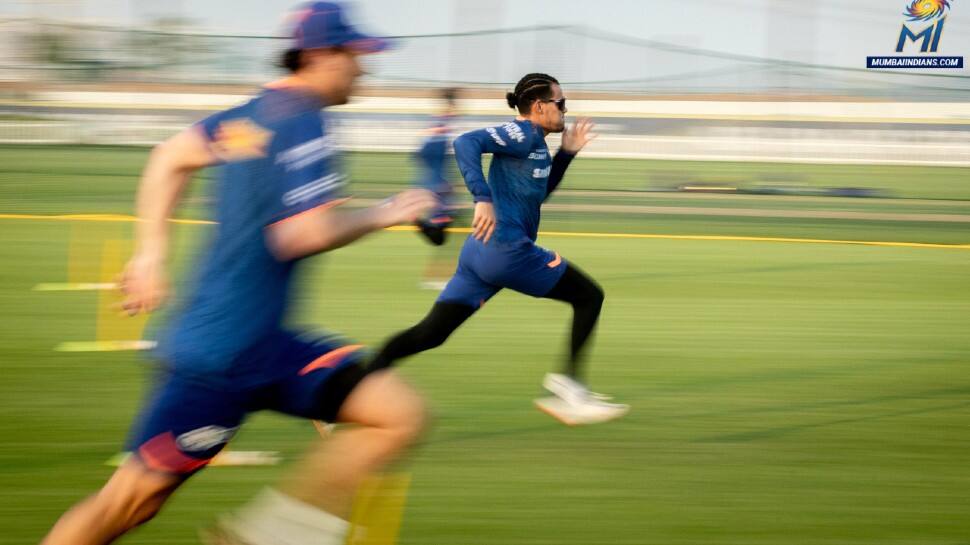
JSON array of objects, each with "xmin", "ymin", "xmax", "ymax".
[{"xmin": 265, "ymin": 189, "xmax": 437, "ymax": 261}]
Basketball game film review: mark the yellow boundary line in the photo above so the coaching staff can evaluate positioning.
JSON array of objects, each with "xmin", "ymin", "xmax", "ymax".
[
  {"xmin": 2, "ymin": 213, "xmax": 968, "ymax": 250},
  {"xmin": 0, "ymin": 213, "xmax": 216, "ymax": 225}
]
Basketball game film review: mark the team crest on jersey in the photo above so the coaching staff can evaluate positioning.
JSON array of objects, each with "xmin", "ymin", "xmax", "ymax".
[{"xmin": 211, "ymin": 118, "xmax": 273, "ymax": 161}]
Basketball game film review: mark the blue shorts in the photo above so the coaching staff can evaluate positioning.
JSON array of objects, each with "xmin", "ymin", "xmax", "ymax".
[
  {"xmin": 438, "ymin": 236, "xmax": 568, "ymax": 308},
  {"xmin": 126, "ymin": 332, "xmax": 368, "ymax": 474}
]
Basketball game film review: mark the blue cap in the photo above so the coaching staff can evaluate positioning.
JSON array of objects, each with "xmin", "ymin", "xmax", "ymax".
[{"xmin": 288, "ymin": 2, "xmax": 389, "ymax": 53}]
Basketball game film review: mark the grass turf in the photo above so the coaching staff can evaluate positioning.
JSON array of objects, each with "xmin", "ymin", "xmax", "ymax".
[{"xmin": 0, "ymin": 145, "xmax": 968, "ymax": 544}]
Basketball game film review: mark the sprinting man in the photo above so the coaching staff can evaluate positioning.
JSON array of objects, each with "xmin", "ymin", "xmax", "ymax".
[
  {"xmin": 370, "ymin": 73, "xmax": 629, "ymax": 425},
  {"xmin": 40, "ymin": 3, "xmax": 436, "ymax": 545},
  {"xmin": 413, "ymin": 87, "xmax": 463, "ymax": 289}
]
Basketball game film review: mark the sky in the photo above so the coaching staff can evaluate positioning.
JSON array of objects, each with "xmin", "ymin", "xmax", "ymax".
[{"xmin": 2, "ymin": 0, "xmax": 968, "ymax": 84}]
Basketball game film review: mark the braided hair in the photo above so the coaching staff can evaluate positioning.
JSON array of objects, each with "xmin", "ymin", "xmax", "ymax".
[{"xmin": 505, "ymin": 73, "xmax": 559, "ymax": 115}]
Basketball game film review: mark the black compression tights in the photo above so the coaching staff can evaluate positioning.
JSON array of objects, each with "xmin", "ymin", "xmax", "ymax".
[
  {"xmin": 367, "ymin": 301, "xmax": 475, "ymax": 371},
  {"xmin": 543, "ymin": 264, "xmax": 605, "ymax": 380},
  {"xmin": 368, "ymin": 264, "xmax": 605, "ymax": 380}
]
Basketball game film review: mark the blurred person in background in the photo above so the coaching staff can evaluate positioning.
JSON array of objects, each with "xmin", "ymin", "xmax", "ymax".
[
  {"xmin": 369, "ymin": 73, "xmax": 629, "ymax": 426},
  {"xmin": 39, "ymin": 3, "xmax": 436, "ymax": 545},
  {"xmin": 413, "ymin": 87, "xmax": 463, "ymax": 290}
]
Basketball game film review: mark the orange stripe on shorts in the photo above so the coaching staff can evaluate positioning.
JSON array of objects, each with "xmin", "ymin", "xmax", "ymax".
[
  {"xmin": 547, "ymin": 252, "xmax": 562, "ymax": 268},
  {"xmin": 299, "ymin": 344, "xmax": 365, "ymax": 376}
]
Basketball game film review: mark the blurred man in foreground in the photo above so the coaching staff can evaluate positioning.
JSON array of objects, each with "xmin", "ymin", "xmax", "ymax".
[{"xmin": 40, "ymin": 3, "xmax": 435, "ymax": 544}]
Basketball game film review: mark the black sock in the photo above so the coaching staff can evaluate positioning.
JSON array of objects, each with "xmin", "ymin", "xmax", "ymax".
[
  {"xmin": 543, "ymin": 264, "xmax": 605, "ymax": 381},
  {"xmin": 369, "ymin": 302, "xmax": 477, "ymax": 370}
]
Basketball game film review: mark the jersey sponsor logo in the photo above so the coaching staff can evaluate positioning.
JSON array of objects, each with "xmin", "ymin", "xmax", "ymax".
[
  {"xmin": 282, "ymin": 173, "xmax": 347, "ymax": 206},
  {"xmin": 533, "ymin": 166, "xmax": 552, "ymax": 178},
  {"xmin": 176, "ymin": 425, "xmax": 238, "ymax": 452},
  {"xmin": 276, "ymin": 134, "xmax": 338, "ymax": 172},
  {"xmin": 485, "ymin": 127, "xmax": 506, "ymax": 146},
  {"xmin": 211, "ymin": 118, "xmax": 273, "ymax": 161},
  {"xmin": 528, "ymin": 149, "xmax": 548, "ymax": 160},
  {"xmin": 501, "ymin": 122, "xmax": 526, "ymax": 143}
]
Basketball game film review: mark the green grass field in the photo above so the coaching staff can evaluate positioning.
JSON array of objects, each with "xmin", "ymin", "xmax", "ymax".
[{"xmin": 1, "ymin": 145, "xmax": 969, "ymax": 544}]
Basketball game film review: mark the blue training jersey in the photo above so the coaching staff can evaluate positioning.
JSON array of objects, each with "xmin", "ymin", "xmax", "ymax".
[
  {"xmin": 454, "ymin": 119, "xmax": 573, "ymax": 244},
  {"xmin": 155, "ymin": 85, "xmax": 346, "ymax": 389}
]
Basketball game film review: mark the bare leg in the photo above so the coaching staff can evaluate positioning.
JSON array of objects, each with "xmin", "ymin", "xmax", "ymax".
[
  {"xmin": 219, "ymin": 371, "xmax": 428, "ymax": 545},
  {"xmin": 40, "ymin": 459, "xmax": 182, "ymax": 545},
  {"xmin": 279, "ymin": 370, "xmax": 428, "ymax": 518}
]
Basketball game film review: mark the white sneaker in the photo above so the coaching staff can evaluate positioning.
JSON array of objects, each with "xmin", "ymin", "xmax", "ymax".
[
  {"xmin": 543, "ymin": 373, "xmax": 617, "ymax": 402},
  {"xmin": 535, "ymin": 373, "xmax": 629, "ymax": 426}
]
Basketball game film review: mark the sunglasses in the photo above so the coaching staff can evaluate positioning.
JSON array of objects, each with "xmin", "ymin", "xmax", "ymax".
[{"xmin": 540, "ymin": 98, "xmax": 567, "ymax": 112}]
